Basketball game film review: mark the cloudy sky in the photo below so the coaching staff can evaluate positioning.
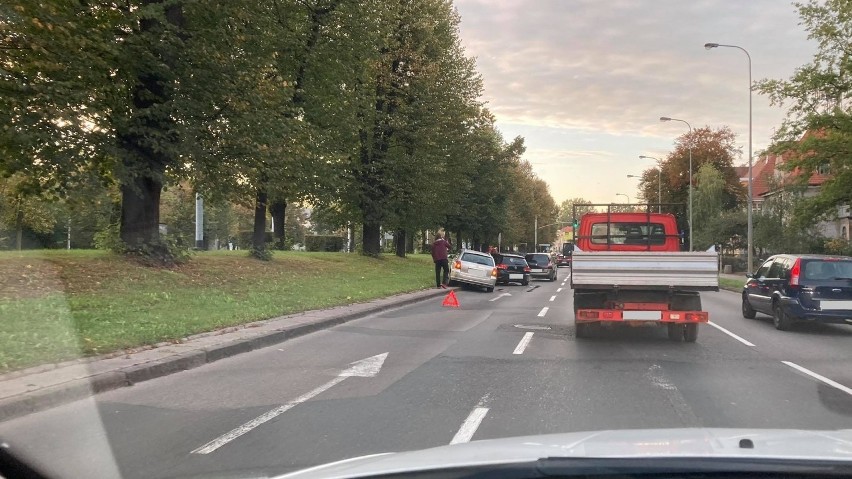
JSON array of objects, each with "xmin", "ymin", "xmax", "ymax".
[{"xmin": 453, "ymin": 0, "xmax": 817, "ymax": 205}]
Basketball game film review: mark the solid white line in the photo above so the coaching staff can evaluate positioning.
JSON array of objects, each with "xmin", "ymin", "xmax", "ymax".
[
  {"xmin": 782, "ymin": 361, "xmax": 852, "ymax": 396},
  {"xmin": 192, "ymin": 376, "xmax": 346, "ymax": 454},
  {"xmin": 556, "ymin": 288, "xmax": 563, "ymax": 292},
  {"xmin": 549, "ymin": 295, "xmax": 556, "ymax": 302},
  {"xmin": 537, "ymin": 306, "xmax": 549, "ymax": 317},
  {"xmin": 707, "ymin": 321, "xmax": 755, "ymax": 347},
  {"xmin": 450, "ymin": 407, "xmax": 489, "ymax": 444},
  {"xmin": 513, "ymin": 332, "xmax": 534, "ymax": 355}
]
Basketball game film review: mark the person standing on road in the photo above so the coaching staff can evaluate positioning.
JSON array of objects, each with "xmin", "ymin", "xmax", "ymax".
[{"xmin": 432, "ymin": 230, "xmax": 452, "ymax": 289}]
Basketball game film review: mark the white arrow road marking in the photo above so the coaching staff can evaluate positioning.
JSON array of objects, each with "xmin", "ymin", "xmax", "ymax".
[
  {"xmin": 450, "ymin": 394, "xmax": 490, "ymax": 444},
  {"xmin": 513, "ymin": 332, "xmax": 534, "ymax": 355},
  {"xmin": 192, "ymin": 353, "xmax": 389, "ymax": 454},
  {"xmin": 489, "ymin": 292, "xmax": 512, "ymax": 302},
  {"xmin": 537, "ymin": 307, "xmax": 549, "ymax": 317}
]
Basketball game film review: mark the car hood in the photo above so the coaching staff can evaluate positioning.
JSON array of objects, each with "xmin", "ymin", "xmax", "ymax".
[{"xmin": 275, "ymin": 428, "xmax": 852, "ymax": 479}]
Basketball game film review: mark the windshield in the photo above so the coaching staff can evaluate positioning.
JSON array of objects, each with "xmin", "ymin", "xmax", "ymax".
[{"xmin": 4, "ymin": 1, "xmax": 852, "ymax": 478}]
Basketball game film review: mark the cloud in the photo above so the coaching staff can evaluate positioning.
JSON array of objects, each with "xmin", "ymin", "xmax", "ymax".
[{"xmin": 455, "ymin": 0, "xmax": 816, "ymax": 154}]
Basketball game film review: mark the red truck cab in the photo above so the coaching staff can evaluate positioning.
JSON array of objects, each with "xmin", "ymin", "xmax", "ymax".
[{"xmin": 576, "ymin": 212, "xmax": 681, "ymax": 252}]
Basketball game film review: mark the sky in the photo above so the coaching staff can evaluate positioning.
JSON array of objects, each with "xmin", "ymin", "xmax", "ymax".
[{"xmin": 453, "ymin": 0, "xmax": 817, "ymax": 205}]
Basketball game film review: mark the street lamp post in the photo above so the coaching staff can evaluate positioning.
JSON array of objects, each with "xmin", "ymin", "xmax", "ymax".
[
  {"xmin": 639, "ymin": 155, "xmax": 663, "ymax": 213},
  {"xmin": 615, "ymin": 193, "xmax": 630, "ymax": 204},
  {"xmin": 705, "ymin": 42, "xmax": 754, "ymax": 273},
  {"xmin": 659, "ymin": 117, "xmax": 693, "ymax": 251}
]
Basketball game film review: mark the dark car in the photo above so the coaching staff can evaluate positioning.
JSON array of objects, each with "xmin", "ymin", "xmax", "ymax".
[
  {"xmin": 555, "ymin": 253, "xmax": 571, "ymax": 267},
  {"xmin": 525, "ymin": 253, "xmax": 557, "ymax": 281},
  {"xmin": 742, "ymin": 254, "xmax": 852, "ymax": 330},
  {"xmin": 491, "ymin": 253, "xmax": 531, "ymax": 286}
]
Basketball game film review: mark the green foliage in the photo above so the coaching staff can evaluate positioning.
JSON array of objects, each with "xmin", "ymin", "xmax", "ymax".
[
  {"xmin": 558, "ymin": 198, "xmax": 596, "ymax": 224},
  {"xmin": 248, "ymin": 246, "xmax": 273, "ymax": 261},
  {"xmin": 693, "ymin": 164, "xmax": 728, "ymax": 250},
  {"xmin": 756, "ymin": 0, "xmax": 852, "ymax": 223},
  {"xmin": 305, "ymin": 235, "xmax": 346, "ymax": 252},
  {"xmin": 93, "ymin": 224, "xmax": 125, "ymax": 253},
  {"xmin": 642, "ymin": 126, "xmax": 746, "ymax": 214}
]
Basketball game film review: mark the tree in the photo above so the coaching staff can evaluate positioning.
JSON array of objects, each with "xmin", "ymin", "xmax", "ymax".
[
  {"xmin": 557, "ymin": 198, "xmax": 596, "ymax": 224},
  {"xmin": 655, "ymin": 126, "xmax": 746, "ymax": 213},
  {"xmin": 756, "ymin": 0, "xmax": 852, "ymax": 225},
  {"xmin": 0, "ymin": 174, "xmax": 56, "ymax": 249}
]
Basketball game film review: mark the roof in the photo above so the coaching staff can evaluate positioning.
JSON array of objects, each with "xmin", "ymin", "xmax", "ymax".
[{"xmin": 749, "ymin": 130, "xmax": 835, "ymax": 198}]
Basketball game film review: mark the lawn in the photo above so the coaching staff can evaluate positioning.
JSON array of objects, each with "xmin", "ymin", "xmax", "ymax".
[
  {"xmin": 719, "ymin": 277, "xmax": 745, "ymax": 292},
  {"xmin": 0, "ymin": 250, "xmax": 434, "ymax": 372}
]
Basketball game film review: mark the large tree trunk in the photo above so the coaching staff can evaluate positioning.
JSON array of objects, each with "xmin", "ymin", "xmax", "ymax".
[
  {"xmin": 270, "ymin": 200, "xmax": 286, "ymax": 250},
  {"xmin": 115, "ymin": 1, "xmax": 183, "ymax": 258},
  {"xmin": 406, "ymin": 230, "xmax": 415, "ymax": 254},
  {"xmin": 395, "ymin": 229, "xmax": 406, "ymax": 258},
  {"xmin": 252, "ymin": 188, "xmax": 268, "ymax": 252},
  {"xmin": 362, "ymin": 221, "xmax": 381, "ymax": 256},
  {"xmin": 119, "ymin": 175, "xmax": 163, "ymax": 249}
]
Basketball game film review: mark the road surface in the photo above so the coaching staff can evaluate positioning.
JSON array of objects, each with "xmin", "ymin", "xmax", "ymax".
[{"xmin": 3, "ymin": 272, "xmax": 852, "ymax": 478}]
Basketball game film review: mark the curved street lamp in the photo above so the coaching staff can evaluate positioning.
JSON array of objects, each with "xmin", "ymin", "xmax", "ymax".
[
  {"xmin": 705, "ymin": 42, "xmax": 754, "ymax": 273},
  {"xmin": 615, "ymin": 193, "xmax": 630, "ymax": 204},
  {"xmin": 639, "ymin": 155, "xmax": 663, "ymax": 213},
  {"xmin": 659, "ymin": 117, "xmax": 693, "ymax": 251}
]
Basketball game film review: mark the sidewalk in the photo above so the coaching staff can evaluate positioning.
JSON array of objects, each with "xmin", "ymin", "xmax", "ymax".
[{"xmin": 0, "ymin": 287, "xmax": 451, "ymax": 422}]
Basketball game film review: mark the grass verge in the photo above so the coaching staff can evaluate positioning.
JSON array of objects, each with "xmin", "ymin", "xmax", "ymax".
[
  {"xmin": 719, "ymin": 277, "xmax": 744, "ymax": 293},
  {"xmin": 0, "ymin": 250, "xmax": 434, "ymax": 372}
]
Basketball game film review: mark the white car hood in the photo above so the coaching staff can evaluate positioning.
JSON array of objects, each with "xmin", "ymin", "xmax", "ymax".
[{"xmin": 276, "ymin": 428, "xmax": 852, "ymax": 479}]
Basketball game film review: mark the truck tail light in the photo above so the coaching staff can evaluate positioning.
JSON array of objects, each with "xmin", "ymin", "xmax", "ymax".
[{"xmin": 790, "ymin": 258, "xmax": 801, "ymax": 286}]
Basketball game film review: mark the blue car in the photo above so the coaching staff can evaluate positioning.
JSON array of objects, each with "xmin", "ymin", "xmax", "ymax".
[{"xmin": 742, "ymin": 254, "xmax": 852, "ymax": 330}]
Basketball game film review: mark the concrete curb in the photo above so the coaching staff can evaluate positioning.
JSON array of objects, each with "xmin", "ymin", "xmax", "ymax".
[{"xmin": 0, "ymin": 287, "xmax": 453, "ymax": 422}]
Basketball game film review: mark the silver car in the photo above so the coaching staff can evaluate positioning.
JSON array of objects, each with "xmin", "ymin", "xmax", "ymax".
[{"xmin": 448, "ymin": 250, "xmax": 497, "ymax": 292}]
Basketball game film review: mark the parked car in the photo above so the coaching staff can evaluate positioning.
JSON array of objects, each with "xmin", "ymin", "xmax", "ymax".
[
  {"xmin": 491, "ymin": 253, "xmax": 531, "ymax": 286},
  {"xmin": 449, "ymin": 250, "xmax": 497, "ymax": 292},
  {"xmin": 742, "ymin": 254, "xmax": 852, "ymax": 330},
  {"xmin": 525, "ymin": 253, "xmax": 557, "ymax": 281}
]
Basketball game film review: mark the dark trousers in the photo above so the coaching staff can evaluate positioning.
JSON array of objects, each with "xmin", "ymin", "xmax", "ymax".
[{"xmin": 434, "ymin": 259, "xmax": 449, "ymax": 287}]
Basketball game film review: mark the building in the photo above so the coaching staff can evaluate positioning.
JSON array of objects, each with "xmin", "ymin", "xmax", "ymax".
[{"xmin": 736, "ymin": 132, "xmax": 850, "ymax": 240}]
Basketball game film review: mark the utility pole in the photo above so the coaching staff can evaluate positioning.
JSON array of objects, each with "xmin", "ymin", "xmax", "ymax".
[{"xmin": 195, "ymin": 193, "xmax": 204, "ymax": 250}]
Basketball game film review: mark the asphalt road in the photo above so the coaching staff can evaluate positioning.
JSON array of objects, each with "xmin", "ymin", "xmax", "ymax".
[{"xmin": 4, "ymin": 272, "xmax": 852, "ymax": 479}]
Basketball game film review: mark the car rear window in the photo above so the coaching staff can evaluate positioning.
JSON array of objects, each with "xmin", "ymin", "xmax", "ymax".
[
  {"xmin": 590, "ymin": 222, "xmax": 666, "ymax": 245},
  {"xmin": 500, "ymin": 256, "xmax": 527, "ymax": 266},
  {"xmin": 461, "ymin": 252, "xmax": 494, "ymax": 266},
  {"xmin": 802, "ymin": 259, "xmax": 852, "ymax": 280},
  {"xmin": 526, "ymin": 254, "xmax": 550, "ymax": 264}
]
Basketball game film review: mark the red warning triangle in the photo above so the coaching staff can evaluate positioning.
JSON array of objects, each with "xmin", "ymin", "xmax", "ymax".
[{"xmin": 442, "ymin": 290, "xmax": 460, "ymax": 308}]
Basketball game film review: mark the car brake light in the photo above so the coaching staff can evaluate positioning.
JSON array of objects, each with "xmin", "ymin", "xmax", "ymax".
[
  {"xmin": 790, "ymin": 258, "xmax": 801, "ymax": 286},
  {"xmin": 497, "ymin": 263, "xmax": 508, "ymax": 270},
  {"xmin": 524, "ymin": 266, "xmax": 531, "ymax": 273},
  {"xmin": 453, "ymin": 260, "xmax": 461, "ymax": 269},
  {"xmin": 491, "ymin": 267, "xmax": 497, "ymax": 277}
]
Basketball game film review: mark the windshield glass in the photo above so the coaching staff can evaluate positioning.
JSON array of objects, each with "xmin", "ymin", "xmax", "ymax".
[{"xmin": 5, "ymin": 1, "xmax": 852, "ymax": 478}]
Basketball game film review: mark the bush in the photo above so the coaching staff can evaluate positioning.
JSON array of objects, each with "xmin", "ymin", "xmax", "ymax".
[
  {"xmin": 305, "ymin": 235, "xmax": 345, "ymax": 252},
  {"xmin": 237, "ymin": 230, "xmax": 273, "ymax": 249},
  {"xmin": 825, "ymin": 238, "xmax": 852, "ymax": 256},
  {"xmin": 93, "ymin": 223, "xmax": 125, "ymax": 253}
]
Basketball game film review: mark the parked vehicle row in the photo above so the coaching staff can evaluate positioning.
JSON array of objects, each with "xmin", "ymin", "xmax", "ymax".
[{"xmin": 447, "ymin": 250, "xmax": 559, "ymax": 291}]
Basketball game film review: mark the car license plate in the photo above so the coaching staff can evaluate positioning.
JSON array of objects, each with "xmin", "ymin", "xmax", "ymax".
[
  {"xmin": 532, "ymin": 268, "xmax": 543, "ymax": 273},
  {"xmin": 509, "ymin": 273, "xmax": 523, "ymax": 279},
  {"xmin": 623, "ymin": 311, "xmax": 662, "ymax": 321},
  {"xmin": 820, "ymin": 300, "xmax": 852, "ymax": 310}
]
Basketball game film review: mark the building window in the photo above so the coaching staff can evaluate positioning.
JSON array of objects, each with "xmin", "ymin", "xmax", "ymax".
[
  {"xmin": 817, "ymin": 163, "xmax": 831, "ymax": 175},
  {"xmin": 843, "ymin": 226, "xmax": 848, "ymax": 240}
]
